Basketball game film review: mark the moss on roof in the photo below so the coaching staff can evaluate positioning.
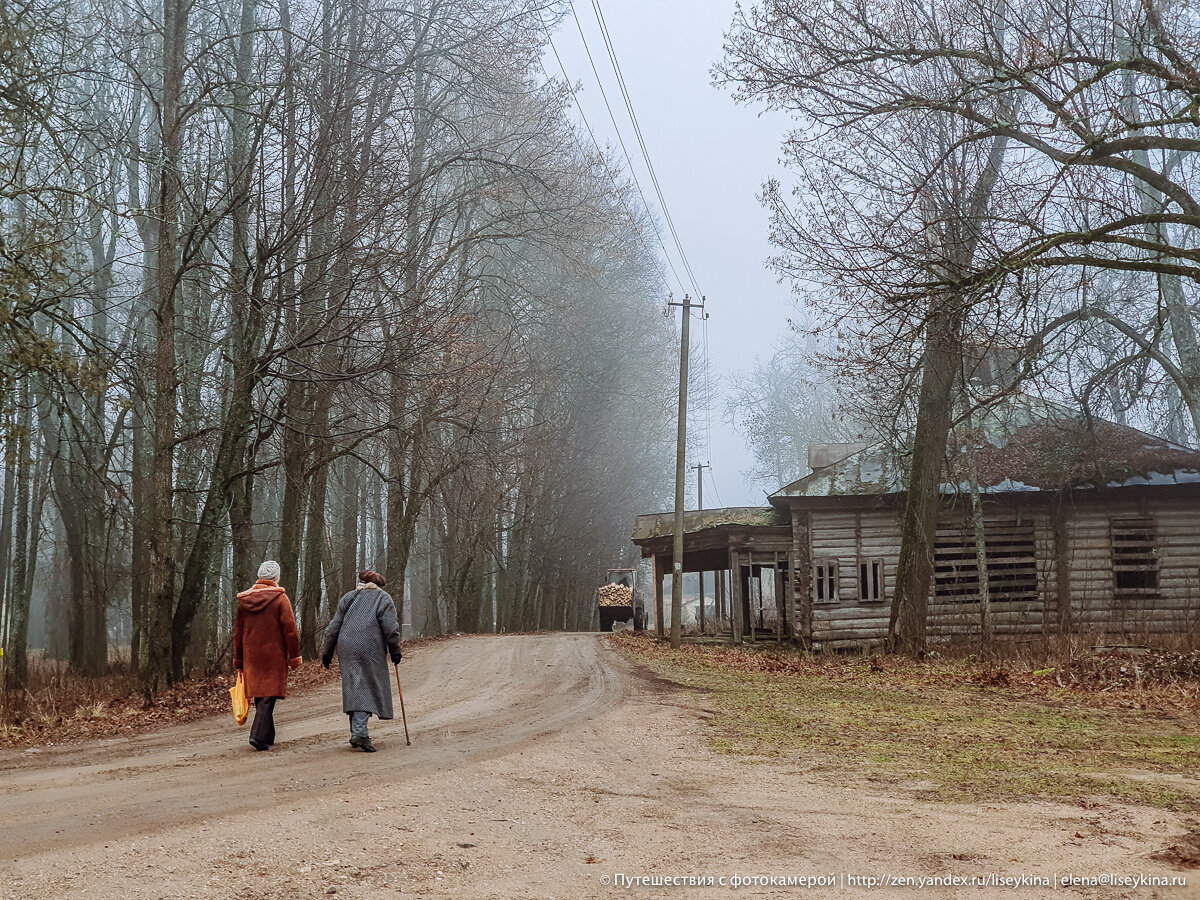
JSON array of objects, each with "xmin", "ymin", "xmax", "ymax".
[{"xmin": 632, "ymin": 507, "xmax": 787, "ymax": 541}]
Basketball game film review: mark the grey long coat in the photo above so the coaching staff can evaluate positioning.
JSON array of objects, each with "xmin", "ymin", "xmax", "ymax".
[{"xmin": 320, "ymin": 586, "xmax": 403, "ymax": 718}]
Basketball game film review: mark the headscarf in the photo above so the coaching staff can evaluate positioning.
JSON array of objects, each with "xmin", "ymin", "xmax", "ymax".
[{"xmin": 358, "ymin": 569, "xmax": 386, "ymax": 588}]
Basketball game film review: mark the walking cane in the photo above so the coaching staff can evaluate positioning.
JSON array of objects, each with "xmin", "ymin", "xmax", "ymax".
[{"xmin": 393, "ymin": 663, "xmax": 411, "ymax": 746}]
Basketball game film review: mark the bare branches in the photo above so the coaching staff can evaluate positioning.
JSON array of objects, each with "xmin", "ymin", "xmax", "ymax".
[{"xmin": 0, "ymin": 0, "xmax": 676, "ymax": 683}]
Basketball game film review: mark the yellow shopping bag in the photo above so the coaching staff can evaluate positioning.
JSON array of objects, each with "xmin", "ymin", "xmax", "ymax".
[{"xmin": 230, "ymin": 671, "xmax": 249, "ymax": 726}]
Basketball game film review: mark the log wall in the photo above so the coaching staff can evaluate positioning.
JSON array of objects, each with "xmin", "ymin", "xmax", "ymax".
[{"xmin": 790, "ymin": 492, "xmax": 1200, "ymax": 649}]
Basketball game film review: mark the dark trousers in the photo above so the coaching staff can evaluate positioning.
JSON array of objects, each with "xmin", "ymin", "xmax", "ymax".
[{"xmin": 250, "ymin": 697, "xmax": 278, "ymax": 747}]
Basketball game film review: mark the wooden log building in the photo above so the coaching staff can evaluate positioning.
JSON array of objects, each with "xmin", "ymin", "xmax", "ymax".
[{"xmin": 632, "ymin": 396, "xmax": 1200, "ymax": 650}]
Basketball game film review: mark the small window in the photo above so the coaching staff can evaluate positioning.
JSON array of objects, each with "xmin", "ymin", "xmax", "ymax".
[
  {"xmin": 1111, "ymin": 517, "xmax": 1159, "ymax": 599},
  {"xmin": 859, "ymin": 559, "xmax": 885, "ymax": 602},
  {"xmin": 813, "ymin": 560, "xmax": 838, "ymax": 603}
]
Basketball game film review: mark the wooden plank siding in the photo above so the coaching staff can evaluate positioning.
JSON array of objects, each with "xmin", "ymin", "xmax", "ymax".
[
  {"xmin": 630, "ymin": 486, "xmax": 1200, "ymax": 649},
  {"xmin": 1064, "ymin": 497, "xmax": 1200, "ymax": 636},
  {"xmin": 783, "ymin": 492, "xmax": 1200, "ymax": 649},
  {"xmin": 808, "ymin": 509, "xmax": 898, "ymax": 647}
]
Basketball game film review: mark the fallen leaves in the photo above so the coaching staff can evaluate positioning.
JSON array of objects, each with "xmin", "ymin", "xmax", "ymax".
[
  {"xmin": 608, "ymin": 632, "xmax": 1200, "ymax": 715},
  {"xmin": 0, "ymin": 662, "xmax": 338, "ymax": 749}
]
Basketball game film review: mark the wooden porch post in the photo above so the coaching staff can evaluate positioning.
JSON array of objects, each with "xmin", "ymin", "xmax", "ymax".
[
  {"xmin": 729, "ymin": 549, "xmax": 744, "ymax": 645},
  {"xmin": 774, "ymin": 552, "xmax": 785, "ymax": 643},
  {"xmin": 715, "ymin": 569, "xmax": 724, "ymax": 623},
  {"xmin": 1053, "ymin": 501, "xmax": 1072, "ymax": 636},
  {"xmin": 720, "ymin": 569, "xmax": 727, "ymax": 623},
  {"xmin": 744, "ymin": 563, "xmax": 755, "ymax": 643},
  {"xmin": 791, "ymin": 505, "xmax": 813, "ymax": 650},
  {"xmin": 654, "ymin": 553, "xmax": 665, "ymax": 638}
]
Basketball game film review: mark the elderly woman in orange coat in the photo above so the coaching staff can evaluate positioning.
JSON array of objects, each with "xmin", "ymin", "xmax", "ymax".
[{"xmin": 234, "ymin": 560, "xmax": 302, "ymax": 751}]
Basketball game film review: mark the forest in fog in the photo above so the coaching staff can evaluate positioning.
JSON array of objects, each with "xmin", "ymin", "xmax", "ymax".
[
  {"xmin": 0, "ymin": 0, "xmax": 677, "ymax": 690},
  {"xmin": 3, "ymin": 0, "xmax": 1199, "ymax": 687}
]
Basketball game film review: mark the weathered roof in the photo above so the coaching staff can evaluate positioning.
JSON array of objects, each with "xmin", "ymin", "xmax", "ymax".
[
  {"xmin": 771, "ymin": 394, "xmax": 1200, "ymax": 501},
  {"xmin": 631, "ymin": 506, "xmax": 787, "ymax": 542},
  {"xmin": 771, "ymin": 451, "xmax": 902, "ymax": 499}
]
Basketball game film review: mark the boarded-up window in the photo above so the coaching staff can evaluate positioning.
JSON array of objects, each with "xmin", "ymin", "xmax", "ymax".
[
  {"xmin": 934, "ymin": 521, "xmax": 1038, "ymax": 603},
  {"xmin": 1111, "ymin": 517, "xmax": 1159, "ymax": 599},
  {"xmin": 858, "ymin": 559, "xmax": 885, "ymax": 602},
  {"xmin": 813, "ymin": 560, "xmax": 838, "ymax": 603}
]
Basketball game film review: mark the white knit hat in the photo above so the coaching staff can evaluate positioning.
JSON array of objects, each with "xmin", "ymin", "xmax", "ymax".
[{"xmin": 258, "ymin": 560, "xmax": 281, "ymax": 582}]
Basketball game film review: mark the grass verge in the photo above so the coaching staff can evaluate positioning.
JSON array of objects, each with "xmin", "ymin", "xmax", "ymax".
[
  {"xmin": 1, "ymin": 634, "xmax": 453, "ymax": 750},
  {"xmin": 611, "ymin": 632, "xmax": 1200, "ymax": 810}
]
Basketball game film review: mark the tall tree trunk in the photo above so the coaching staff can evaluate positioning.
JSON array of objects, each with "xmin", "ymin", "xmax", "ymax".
[
  {"xmin": 0, "ymin": 398, "xmax": 14, "ymax": 680},
  {"xmin": 171, "ymin": 371, "xmax": 257, "ymax": 679},
  {"xmin": 888, "ymin": 124, "xmax": 1012, "ymax": 658},
  {"xmin": 130, "ymin": 401, "xmax": 149, "ymax": 673},
  {"xmin": 965, "ymin": 417, "xmax": 993, "ymax": 651},
  {"xmin": 171, "ymin": 0, "xmax": 261, "ymax": 680},
  {"xmin": 125, "ymin": 74, "xmax": 160, "ymax": 678},
  {"xmin": 889, "ymin": 310, "xmax": 964, "ymax": 658},
  {"xmin": 145, "ymin": 0, "xmax": 189, "ymax": 690},
  {"xmin": 230, "ymin": 469, "xmax": 255, "ymax": 591},
  {"xmin": 340, "ymin": 455, "xmax": 358, "ymax": 590},
  {"xmin": 4, "ymin": 382, "xmax": 32, "ymax": 690},
  {"xmin": 278, "ymin": 410, "xmax": 307, "ymax": 598},
  {"xmin": 299, "ymin": 405, "xmax": 331, "ymax": 658}
]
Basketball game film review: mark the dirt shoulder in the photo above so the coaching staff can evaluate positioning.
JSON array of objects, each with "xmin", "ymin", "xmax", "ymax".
[
  {"xmin": 2, "ymin": 633, "xmax": 1197, "ymax": 899},
  {"xmin": 610, "ymin": 632, "xmax": 1200, "ymax": 812}
]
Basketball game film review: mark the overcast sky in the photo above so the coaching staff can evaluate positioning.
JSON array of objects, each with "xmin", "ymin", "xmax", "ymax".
[{"xmin": 547, "ymin": 0, "xmax": 798, "ymax": 509}]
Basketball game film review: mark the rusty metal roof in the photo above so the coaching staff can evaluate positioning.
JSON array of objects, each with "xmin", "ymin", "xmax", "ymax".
[{"xmin": 771, "ymin": 395, "xmax": 1200, "ymax": 501}]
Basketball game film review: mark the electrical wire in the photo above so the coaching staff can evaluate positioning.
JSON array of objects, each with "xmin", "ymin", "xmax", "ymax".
[
  {"xmin": 548, "ymin": 2, "xmax": 719, "ymax": 508},
  {"xmin": 576, "ymin": 0, "xmax": 716, "ymax": 493},
  {"xmin": 538, "ymin": 24, "xmax": 688, "ymax": 297},
  {"xmin": 586, "ymin": 0, "xmax": 703, "ymax": 297},
  {"xmin": 543, "ymin": 12, "xmax": 687, "ymax": 297},
  {"xmin": 709, "ymin": 463, "xmax": 725, "ymax": 508},
  {"xmin": 563, "ymin": 0, "xmax": 702, "ymax": 299}
]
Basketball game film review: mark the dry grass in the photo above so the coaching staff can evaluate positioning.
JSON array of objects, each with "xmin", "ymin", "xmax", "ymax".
[
  {"xmin": 611, "ymin": 632, "xmax": 1200, "ymax": 810},
  {"xmin": 0, "ymin": 658, "xmax": 339, "ymax": 749},
  {"xmin": 0, "ymin": 634, "xmax": 454, "ymax": 749}
]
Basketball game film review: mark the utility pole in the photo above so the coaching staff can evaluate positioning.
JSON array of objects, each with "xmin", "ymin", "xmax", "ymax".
[
  {"xmin": 668, "ymin": 295, "xmax": 703, "ymax": 649},
  {"xmin": 691, "ymin": 462, "xmax": 710, "ymax": 633}
]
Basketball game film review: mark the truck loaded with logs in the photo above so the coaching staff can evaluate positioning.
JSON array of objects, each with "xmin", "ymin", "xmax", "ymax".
[{"xmin": 596, "ymin": 568, "xmax": 646, "ymax": 632}]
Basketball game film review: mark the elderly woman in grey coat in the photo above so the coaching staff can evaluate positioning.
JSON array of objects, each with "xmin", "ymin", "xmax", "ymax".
[{"xmin": 320, "ymin": 570, "xmax": 403, "ymax": 752}]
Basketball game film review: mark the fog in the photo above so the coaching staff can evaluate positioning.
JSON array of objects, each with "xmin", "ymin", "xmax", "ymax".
[{"xmin": 550, "ymin": 0, "xmax": 797, "ymax": 508}]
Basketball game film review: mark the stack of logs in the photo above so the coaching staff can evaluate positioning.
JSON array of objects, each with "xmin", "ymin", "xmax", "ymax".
[{"xmin": 597, "ymin": 583, "xmax": 634, "ymax": 607}]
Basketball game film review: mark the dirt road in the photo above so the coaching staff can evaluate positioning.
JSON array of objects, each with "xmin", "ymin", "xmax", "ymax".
[{"xmin": 1, "ymin": 634, "xmax": 1194, "ymax": 898}]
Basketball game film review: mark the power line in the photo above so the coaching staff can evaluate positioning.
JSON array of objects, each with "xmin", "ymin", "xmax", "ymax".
[
  {"xmin": 576, "ymin": 0, "xmax": 715, "ymax": 483},
  {"xmin": 541, "ymin": 11, "xmax": 688, "ymax": 297},
  {"xmin": 562, "ymin": 0, "xmax": 700, "ymax": 299},
  {"xmin": 546, "ymin": 4, "xmax": 720, "ymax": 514},
  {"xmin": 537, "ymin": 23, "xmax": 688, "ymax": 296},
  {"xmin": 586, "ymin": 0, "xmax": 703, "ymax": 297}
]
